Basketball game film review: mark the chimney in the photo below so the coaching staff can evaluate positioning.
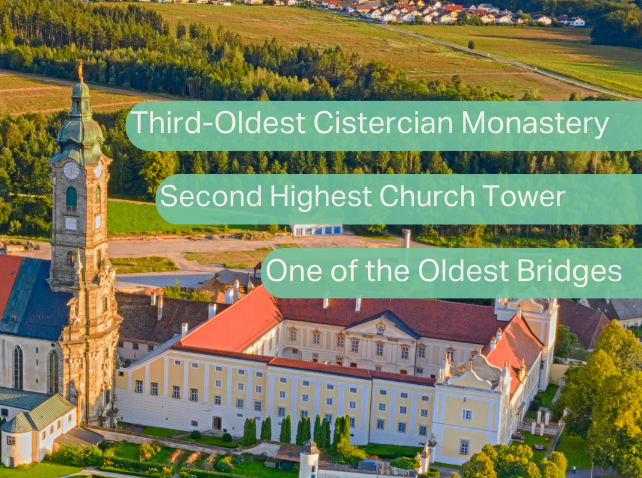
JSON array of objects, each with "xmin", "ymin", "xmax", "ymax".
[
  {"xmin": 605, "ymin": 298, "xmax": 610, "ymax": 304},
  {"xmin": 234, "ymin": 280, "xmax": 240, "ymax": 303},
  {"xmin": 181, "ymin": 322, "xmax": 189, "ymax": 337},
  {"xmin": 496, "ymin": 328, "xmax": 502, "ymax": 342},
  {"xmin": 403, "ymin": 229, "xmax": 411, "ymax": 249},
  {"xmin": 323, "ymin": 297, "xmax": 329, "ymax": 309},
  {"xmin": 489, "ymin": 336, "xmax": 496, "ymax": 351},
  {"xmin": 151, "ymin": 291, "xmax": 157, "ymax": 306},
  {"xmin": 225, "ymin": 288, "xmax": 233, "ymax": 305},
  {"xmin": 157, "ymin": 295, "xmax": 163, "ymax": 320},
  {"xmin": 355, "ymin": 297, "xmax": 362, "ymax": 312},
  {"xmin": 208, "ymin": 303, "xmax": 217, "ymax": 320},
  {"xmin": 516, "ymin": 304, "xmax": 522, "ymax": 318}
]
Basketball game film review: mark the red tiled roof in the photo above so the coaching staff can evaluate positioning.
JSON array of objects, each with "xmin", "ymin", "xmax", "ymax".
[
  {"xmin": 371, "ymin": 370, "xmax": 436, "ymax": 386},
  {"xmin": 178, "ymin": 285, "xmax": 282, "ymax": 352},
  {"xmin": 172, "ymin": 345, "xmax": 274, "ymax": 363},
  {"xmin": 276, "ymin": 295, "xmax": 501, "ymax": 345},
  {"xmin": 0, "ymin": 256, "xmax": 22, "ymax": 317},
  {"xmin": 269, "ymin": 357, "xmax": 373, "ymax": 380},
  {"xmin": 443, "ymin": 4, "xmax": 463, "ymax": 9},
  {"xmin": 483, "ymin": 314, "xmax": 542, "ymax": 396},
  {"xmin": 557, "ymin": 299, "xmax": 611, "ymax": 350}
]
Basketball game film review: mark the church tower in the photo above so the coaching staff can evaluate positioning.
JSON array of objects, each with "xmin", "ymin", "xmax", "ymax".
[{"xmin": 48, "ymin": 62, "xmax": 121, "ymax": 425}]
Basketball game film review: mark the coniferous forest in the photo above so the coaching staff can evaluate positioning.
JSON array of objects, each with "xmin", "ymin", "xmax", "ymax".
[{"xmin": 0, "ymin": 0, "xmax": 639, "ymax": 247}]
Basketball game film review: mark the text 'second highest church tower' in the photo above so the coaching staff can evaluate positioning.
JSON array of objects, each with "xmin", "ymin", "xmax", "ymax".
[{"xmin": 48, "ymin": 62, "xmax": 121, "ymax": 425}]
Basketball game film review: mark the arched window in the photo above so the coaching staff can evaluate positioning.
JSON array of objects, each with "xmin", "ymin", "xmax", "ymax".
[
  {"xmin": 66, "ymin": 251, "xmax": 75, "ymax": 267},
  {"xmin": 95, "ymin": 186, "xmax": 101, "ymax": 210},
  {"xmin": 12, "ymin": 347, "xmax": 23, "ymax": 390},
  {"xmin": 102, "ymin": 296, "xmax": 108, "ymax": 312},
  {"xmin": 66, "ymin": 187, "xmax": 77, "ymax": 212},
  {"xmin": 48, "ymin": 351, "xmax": 59, "ymax": 394}
]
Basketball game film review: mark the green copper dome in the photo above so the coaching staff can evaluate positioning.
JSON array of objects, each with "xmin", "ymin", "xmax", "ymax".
[{"xmin": 50, "ymin": 76, "xmax": 106, "ymax": 167}]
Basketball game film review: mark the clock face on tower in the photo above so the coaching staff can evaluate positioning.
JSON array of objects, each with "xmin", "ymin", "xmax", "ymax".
[
  {"xmin": 64, "ymin": 161, "xmax": 80, "ymax": 180},
  {"xmin": 94, "ymin": 161, "xmax": 103, "ymax": 179}
]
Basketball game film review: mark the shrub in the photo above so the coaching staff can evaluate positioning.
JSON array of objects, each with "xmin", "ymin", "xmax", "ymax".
[
  {"xmin": 191, "ymin": 430, "xmax": 202, "ymax": 440},
  {"xmin": 331, "ymin": 437, "xmax": 367, "ymax": 465},
  {"xmin": 390, "ymin": 457, "xmax": 421, "ymax": 470},
  {"xmin": 83, "ymin": 446, "xmax": 104, "ymax": 466},
  {"xmin": 140, "ymin": 441, "xmax": 161, "ymax": 460},
  {"xmin": 216, "ymin": 456, "xmax": 234, "ymax": 473},
  {"xmin": 468, "ymin": 40, "xmax": 475, "ymax": 49},
  {"xmin": 266, "ymin": 224, "xmax": 280, "ymax": 235},
  {"xmin": 222, "ymin": 433, "xmax": 233, "ymax": 443},
  {"xmin": 50, "ymin": 445, "xmax": 85, "ymax": 466}
]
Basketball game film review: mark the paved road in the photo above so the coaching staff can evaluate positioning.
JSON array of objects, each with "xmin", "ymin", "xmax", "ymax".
[{"xmin": 321, "ymin": 10, "xmax": 640, "ymax": 101}]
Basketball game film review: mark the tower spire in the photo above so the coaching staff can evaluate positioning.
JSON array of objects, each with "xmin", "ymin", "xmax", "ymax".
[{"xmin": 78, "ymin": 59, "xmax": 84, "ymax": 83}]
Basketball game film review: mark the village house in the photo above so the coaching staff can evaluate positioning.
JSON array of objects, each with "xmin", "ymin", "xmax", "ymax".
[
  {"xmin": 478, "ymin": 12, "xmax": 496, "ymax": 22},
  {"xmin": 533, "ymin": 14, "xmax": 552, "ymax": 24},
  {"xmin": 569, "ymin": 17, "xmax": 585, "ymax": 26},
  {"xmin": 495, "ymin": 14, "xmax": 512, "ymax": 23}
]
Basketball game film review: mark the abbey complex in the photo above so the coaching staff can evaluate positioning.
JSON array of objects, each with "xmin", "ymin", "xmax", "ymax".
[{"xmin": 1, "ymin": 77, "xmax": 560, "ymax": 467}]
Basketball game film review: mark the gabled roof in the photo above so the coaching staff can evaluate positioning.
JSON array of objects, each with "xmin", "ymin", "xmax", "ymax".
[
  {"xmin": 0, "ymin": 257, "xmax": 72, "ymax": 341},
  {"xmin": 1, "ymin": 394, "xmax": 75, "ymax": 433},
  {"xmin": 557, "ymin": 299, "xmax": 611, "ymax": 349},
  {"xmin": 344, "ymin": 310, "xmax": 420, "ymax": 339},
  {"xmin": 584, "ymin": 298, "xmax": 642, "ymax": 322},
  {"xmin": 0, "ymin": 386, "xmax": 52, "ymax": 411}
]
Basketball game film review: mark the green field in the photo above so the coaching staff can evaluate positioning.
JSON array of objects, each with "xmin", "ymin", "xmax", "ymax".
[
  {"xmin": 555, "ymin": 433, "xmax": 592, "ymax": 471},
  {"xmin": 0, "ymin": 462, "xmax": 82, "ymax": 478},
  {"xmin": 400, "ymin": 25, "xmax": 642, "ymax": 98},
  {"xmin": 511, "ymin": 433, "xmax": 551, "ymax": 463},
  {"xmin": 111, "ymin": 256, "xmax": 179, "ymax": 274},
  {"xmin": 119, "ymin": 3, "xmax": 599, "ymax": 100},
  {"xmin": 0, "ymin": 73, "xmax": 150, "ymax": 115}
]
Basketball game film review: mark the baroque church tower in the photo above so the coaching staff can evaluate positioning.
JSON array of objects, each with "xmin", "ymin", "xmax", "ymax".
[{"xmin": 48, "ymin": 62, "xmax": 121, "ymax": 425}]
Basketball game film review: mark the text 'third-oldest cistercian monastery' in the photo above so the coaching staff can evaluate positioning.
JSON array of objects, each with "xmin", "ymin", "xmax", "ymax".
[{"xmin": 0, "ymin": 75, "xmax": 559, "ymax": 467}]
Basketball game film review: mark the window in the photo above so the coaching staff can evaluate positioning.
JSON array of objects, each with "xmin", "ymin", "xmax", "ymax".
[
  {"xmin": 42, "ymin": 431, "xmax": 46, "ymax": 439},
  {"xmin": 417, "ymin": 368, "xmax": 424, "ymax": 374},
  {"xmin": 447, "ymin": 350, "xmax": 455, "ymax": 361},
  {"xmin": 378, "ymin": 403, "xmax": 386, "ymax": 412},
  {"xmin": 349, "ymin": 417, "xmax": 356, "ymax": 428},
  {"xmin": 325, "ymin": 226, "xmax": 332, "ymax": 234},
  {"xmin": 214, "ymin": 395, "xmax": 222, "ymax": 405},
  {"xmin": 302, "ymin": 394, "xmax": 309, "ymax": 402},
  {"xmin": 12, "ymin": 346, "xmax": 23, "ymax": 390},
  {"xmin": 255, "ymin": 385, "xmax": 263, "ymax": 394},
  {"xmin": 349, "ymin": 387, "xmax": 357, "ymax": 394},
  {"xmin": 191, "ymin": 362, "xmax": 199, "ymax": 369},
  {"xmin": 399, "ymin": 406, "xmax": 407, "ymax": 415},
  {"xmin": 215, "ymin": 380, "xmax": 222, "ymax": 388},
  {"xmin": 102, "ymin": 296, "xmax": 108, "ymax": 313},
  {"xmin": 278, "ymin": 407, "xmax": 286, "ymax": 417},
  {"xmin": 351, "ymin": 340, "xmax": 359, "ymax": 353},
  {"xmin": 302, "ymin": 381, "xmax": 310, "ymax": 387},
  {"xmin": 326, "ymin": 384, "xmax": 334, "ymax": 391},
  {"xmin": 400, "ymin": 392, "xmax": 408, "ymax": 399},
  {"xmin": 377, "ymin": 326, "xmax": 384, "ymax": 335},
  {"xmin": 191, "ymin": 420, "xmax": 198, "ymax": 427},
  {"xmin": 419, "ymin": 425, "xmax": 427, "ymax": 436},
  {"xmin": 236, "ymin": 398, "xmax": 244, "ymax": 409},
  {"xmin": 174, "ymin": 360, "xmax": 181, "ymax": 366},
  {"xmin": 334, "ymin": 226, "xmax": 341, "ymax": 234},
  {"xmin": 379, "ymin": 390, "xmax": 387, "ymax": 396},
  {"xmin": 349, "ymin": 401, "xmax": 356, "ymax": 409},
  {"xmin": 66, "ymin": 187, "xmax": 77, "ymax": 211},
  {"xmin": 1, "ymin": 409, "xmax": 7, "ymax": 417},
  {"xmin": 398, "ymin": 422, "xmax": 407, "ymax": 433},
  {"xmin": 460, "ymin": 440, "xmax": 470, "ymax": 455},
  {"xmin": 133, "ymin": 342, "xmax": 139, "ymax": 350},
  {"xmin": 148, "ymin": 345, "xmax": 154, "ymax": 352},
  {"xmin": 375, "ymin": 365, "xmax": 382, "ymax": 372},
  {"xmin": 50, "ymin": 425, "xmax": 54, "ymax": 434},
  {"xmin": 172, "ymin": 386, "xmax": 180, "ymax": 399},
  {"xmin": 301, "ymin": 410, "xmax": 309, "ymax": 419},
  {"xmin": 401, "ymin": 347, "xmax": 409, "ymax": 359},
  {"xmin": 95, "ymin": 185, "xmax": 101, "ymax": 209},
  {"xmin": 376, "ymin": 344, "xmax": 383, "ymax": 356},
  {"xmin": 215, "ymin": 366, "xmax": 223, "ymax": 372},
  {"xmin": 254, "ymin": 401, "xmax": 262, "ymax": 412},
  {"xmin": 237, "ymin": 369, "xmax": 245, "ymax": 376},
  {"xmin": 280, "ymin": 377, "xmax": 287, "ymax": 384},
  {"xmin": 290, "ymin": 330, "xmax": 297, "ymax": 341},
  {"xmin": 68, "ymin": 414, "xmax": 72, "ymax": 423},
  {"xmin": 268, "ymin": 338, "xmax": 272, "ymax": 350},
  {"xmin": 135, "ymin": 381, "xmax": 143, "ymax": 393},
  {"xmin": 48, "ymin": 351, "xmax": 59, "ymax": 394},
  {"xmin": 420, "ymin": 409, "xmax": 429, "ymax": 418},
  {"xmin": 462, "ymin": 410, "xmax": 473, "ymax": 421},
  {"xmin": 190, "ymin": 389, "xmax": 199, "ymax": 402},
  {"xmin": 337, "ymin": 336, "xmax": 344, "ymax": 347},
  {"xmin": 279, "ymin": 391, "xmax": 286, "ymax": 399},
  {"xmin": 117, "ymin": 340, "xmax": 123, "ymax": 348},
  {"xmin": 418, "ymin": 347, "xmax": 426, "ymax": 358},
  {"xmin": 66, "ymin": 251, "xmax": 75, "ymax": 267},
  {"xmin": 237, "ymin": 383, "xmax": 245, "ymax": 391},
  {"xmin": 376, "ymin": 419, "xmax": 385, "ymax": 430},
  {"xmin": 326, "ymin": 398, "xmax": 334, "ymax": 406},
  {"xmin": 313, "ymin": 333, "xmax": 320, "ymax": 344},
  {"xmin": 151, "ymin": 383, "xmax": 158, "ymax": 395},
  {"xmin": 7, "ymin": 436, "xmax": 15, "ymax": 445},
  {"xmin": 325, "ymin": 413, "xmax": 333, "ymax": 422},
  {"xmin": 256, "ymin": 372, "xmax": 263, "ymax": 378}
]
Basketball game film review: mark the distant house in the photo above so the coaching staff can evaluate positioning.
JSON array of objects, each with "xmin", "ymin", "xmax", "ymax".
[
  {"xmin": 399, "ymin": 11, "xmax": 417, "ymax": 20},
  {"xmin": 355, "ymin": 4, "xmax": 372, "ymax": 13},
  {"xmin": 533, "ymin": 14, "xmax": 552, "ymax": 24},
  {"xmin": 513, "ymin": 14, "xmax": 525, "ymax": 22},
  {"xmin": 569, "ymin": 17, "xmax": 585, "ymax": 26},
  {"xmin": 436, "ymin": 12, "xmax": 455, "ymax": 22},
  {"xmin": 478, "ymin": 12, "xmax": 495, "ymax": 22},
  {"xmin": 495, "ymin": 14, "xmax": 512, "ymax": 22},
  {"xmin": 477, "ymin": 2, "xmax": 493, "ymax": 9},
  {"xmin": 326, "ymin": 0, "xmax": 341, "ymax": 9},
  {"xmin": 462, "ymin": 3, "xmax": 476, "ymax": 9},
  {"xmin": 443, "ymin": 4, "xmax": 464, "ymax": 10},
  {"xmin": 381, "ymin": 11, "xmax": 397, "ymax": 21},
  {"xmin": 366, "ymin": 7, "xmax": 382, "ymax": 17},
  {"xmin": 422, "ymin": 11, "xmax": 438, "ymax": 21},
  {"xmin": 556, "ymin": 14, "xmax": 569, "ymax": 24}
]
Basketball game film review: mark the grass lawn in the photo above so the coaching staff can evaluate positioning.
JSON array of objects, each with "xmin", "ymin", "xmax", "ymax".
[
  {"xmin": 232, "ymin": 461, "xmax": 298, "ymax": 478},
  {"xmin": 277, "ymin": 243, "xmax": 300, "ymax": 248},
  {"xmin": 360, "ymin": 443, "xmax": 422, "ymax": 459},
  {"xmin": 184, "ymin": 248, "xmax": 272, "ymax": 269},
  {"xmin": 400, "ymin": 24, "xmax": 642, "ymax": 98},
  {"xmin": 511, "ymin": 433, "xmax": 551, "ymax": 464},
  {"xmin": 555, "ymin": 433, "xmax": 593, "ymax": 471},
  {"xmin": 110, "ymin": 442, "xmax": 142, "ymax": 460},
  {"xmin": 539, "ymin": 383, "xmax": 559, "ymax": 409},
  {"xmin": 142, "ymin": 426, "xmax": 184, "ymax": 438},
  {"xmin": 179, "ymin": 436, "xmax": 238, "ymax": 448},
  {"xmin": 0, "ymin": 73, "xmax": 150, "ymax": 115},
  {"xmin": 111, "ymin": 256, "xmax": 179, "ymax": 274},
  {"xmin": 0, "ymin": 462, "xmax": 82, "ymax": 478},
  {"xmin": 111, "ymin": 2, "xmax": 596, "ymax": 100}
]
